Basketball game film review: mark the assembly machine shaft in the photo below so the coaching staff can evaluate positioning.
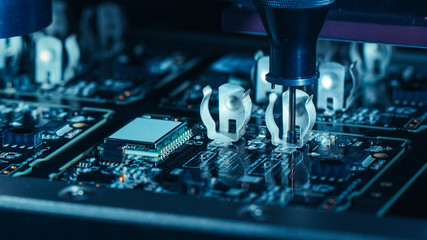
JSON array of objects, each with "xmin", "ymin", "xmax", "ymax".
[
  {"xmin": 252, "ymin": 0, "xmax": 334, "ymax": 146},
  {"xmin": 287, "ymin": 86, "xmax": 297, "ymax": 144}
]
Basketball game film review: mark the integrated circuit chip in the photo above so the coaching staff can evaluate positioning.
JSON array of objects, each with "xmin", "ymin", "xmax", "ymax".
[{"xmin": 104, "ymin": 117, "xmax": 192, "ymax": 162}]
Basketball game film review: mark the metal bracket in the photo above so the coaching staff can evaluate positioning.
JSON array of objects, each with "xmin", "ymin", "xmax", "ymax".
[
  {"xmin": 266, "ymin": 89, "xmax": 316, "ymax": 151},
  {"xmin": 317, "ymin": 61, "xmax": 345, "ymax": 114},
  {"xmin": 96, "ymin": 3, "xmax": 126, "ymax": 58},
  {"xmin": 349, "ymin": 43, "xmax": 392, "ymax": 83},
  {"xmin": 200, "ymin": 83, "xmax": 252, "ymax": 147},
  {"xmin": 0, "ymin": 37, "xmax": 24, "ymax": 70},
  {"xmin": 345, "ymin": 62, "xmax": 359, "ymax": 111},
  {"xmin": 63, "ymin": 34, "xmax": 81, "ymax": 82},
  {"xmin": 317, "ymin": 61, "xmax": 359, "ymax": 114},
  {"xmin": 35, "ymin": 35, "xmax": 63, "ymax": 86}
]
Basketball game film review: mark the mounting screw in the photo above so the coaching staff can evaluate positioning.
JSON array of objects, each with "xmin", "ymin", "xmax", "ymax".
[
  {"xmin": 238, "ymin": 204, "xmax": 269, "ymax": 221},
  {"xmin": 58, "ymin": 185, "xmax": 95, "ymax": 201}
]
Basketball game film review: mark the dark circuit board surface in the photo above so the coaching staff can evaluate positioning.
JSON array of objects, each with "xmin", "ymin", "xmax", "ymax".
[
  {"xmin": 0, "ymin": 46, "xmax": 203, "ymax": 105},
  {"xmin": 0, "ymin": 99, "xmax": 112, "ymax": 177},
  {"xmin": 159, "ymin": 54, "xmax": 427, "ymax": 132},
  {"xmin": 316, "ymin": 106, "xmax": 427, "ymax": 132},
  {"xmin": 53, "ymin": 115, "xmax": 408, "ymax": 215}
]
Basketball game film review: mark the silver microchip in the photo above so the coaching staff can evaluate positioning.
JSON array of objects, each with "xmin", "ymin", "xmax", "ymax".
[{"xmin": 108, "ymin": 118, "xmax": 185, "ymax": 146}]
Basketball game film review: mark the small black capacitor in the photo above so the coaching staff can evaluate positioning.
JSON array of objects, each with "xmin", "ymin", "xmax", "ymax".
[{"xmin": 2, "ymin": 127, "xmax": 42, "ymax": 147}]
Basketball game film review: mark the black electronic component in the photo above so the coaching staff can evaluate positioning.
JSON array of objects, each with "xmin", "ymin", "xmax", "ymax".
[
  {"xmin": 2, "ymin": 127, "xmax": 42, "ymax": 147},
  {"xmin": 40, "ymin": 120, "xmax": 69, "ymax": 135},
  {"xmin": 311, "ymin": 159, "xmax": 350, "ymax": 179}
]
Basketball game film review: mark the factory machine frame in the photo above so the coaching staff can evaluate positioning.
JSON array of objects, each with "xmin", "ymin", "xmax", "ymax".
[{"xmin": 0, "ymin": 175, "xmax": 424, "ymax": 239}]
